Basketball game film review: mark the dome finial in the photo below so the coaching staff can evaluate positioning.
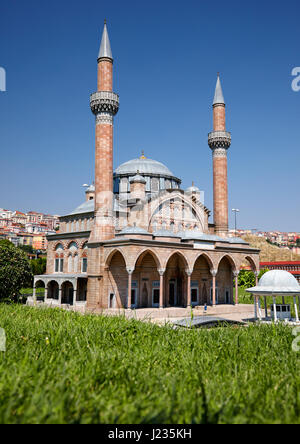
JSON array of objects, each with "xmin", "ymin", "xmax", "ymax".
[{"xmin": 140, "ymin": 150, "xmax": 146, "ymax": 159}]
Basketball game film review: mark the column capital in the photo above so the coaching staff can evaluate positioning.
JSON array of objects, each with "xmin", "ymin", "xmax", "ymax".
[
  {"xmin": 126, "ymin": 268, "xmax": 134, "ymax": 275},
  {"xmin": 158, "ymin": 268, "xmax": 166, "ymax": 276},
  {"xmin": 185, "ymin": 269, "xmax": 192, "ymax": 277},
  {"xmin": 233, "ymin": 270, "xmax": 240, "ymax": 278},
  {"xmin": 210, "ymin": 269, "xmax": 218, "ymax": 277}
]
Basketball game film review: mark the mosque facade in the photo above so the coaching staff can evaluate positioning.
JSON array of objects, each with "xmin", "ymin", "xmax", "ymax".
[{"xmin": 32, "ymin": 23, "xmax": 260, "ymax": 311}]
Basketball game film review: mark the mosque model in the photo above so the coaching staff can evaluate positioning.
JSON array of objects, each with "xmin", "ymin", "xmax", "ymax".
[{"xmin": 32, "ymin": 22, "xmax": 260, "ymax": 310}]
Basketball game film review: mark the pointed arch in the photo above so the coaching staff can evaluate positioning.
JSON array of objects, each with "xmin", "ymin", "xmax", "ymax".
[
  {"xmin": 148, "ymin": 192, "xmax": 206, "ymax": 233},
  {"xmin": 163, "ymin": 250, "xmax": 189, "ymax": 271},
  {"xmin": 67, "ymin": 240, "xmax": 79, "ymax": 250},
  {"xmin": 133, "ymin": 248, "xmax": 162, "ymax": 270},
  {"xmin": 191, "ymin": 252, "xmax": 214, "ymax": 272},
  {"xmin": 105, "ymin": 248, "xmax": 129, "ymax": 269},
  {"xmin": 243, "ymin": 255, "xmax": 258, "ymax": 273},
  {"xmin": 217, "ymin": 254, "xmax": 238, "ymax": 272}
]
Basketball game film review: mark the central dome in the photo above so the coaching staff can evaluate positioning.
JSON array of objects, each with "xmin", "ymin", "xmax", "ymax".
[{"xmin": 115, "ymin": 157, "xmax": 175, "ymax": 178}]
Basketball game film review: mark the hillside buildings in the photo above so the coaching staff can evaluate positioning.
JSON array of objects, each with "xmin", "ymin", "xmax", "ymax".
[{"xmin": 0, "ymin": 208, "xmax": 59, "ymax": 249}]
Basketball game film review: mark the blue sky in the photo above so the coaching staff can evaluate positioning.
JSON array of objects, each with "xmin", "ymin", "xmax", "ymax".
[{"xmin": 0, "ymin": 0, "xmax": 299, "ymax": 231}]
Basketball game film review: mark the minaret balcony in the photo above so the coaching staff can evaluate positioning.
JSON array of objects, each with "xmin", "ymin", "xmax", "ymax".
[
  {"xmin": 208, "ymin": 131, "xmax": 231, "ymax": 149},
  {"xmin": 90, "ymin": 91, "xmax": 119, "ymax": 116}
]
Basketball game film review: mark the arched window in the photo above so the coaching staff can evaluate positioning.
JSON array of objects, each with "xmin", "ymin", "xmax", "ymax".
[
  {"xmin": 81, "ymin": 243, "xmax": 88, "ymax": 273},
  {"xmin": 55, "ymin": 244, "xmax": 64, "ymax": 273},
  {"xmin": 68, "ymin": 254, "xmax": 73, "ymax": 273},
  {"xmin": 74, "ymin": 254, "xmax": 78, "ymax": 273}
]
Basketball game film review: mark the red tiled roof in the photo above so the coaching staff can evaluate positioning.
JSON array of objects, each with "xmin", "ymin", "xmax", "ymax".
[{"xmin": 260, "ymin": 261, "xmax": 300, "ymax": 265}]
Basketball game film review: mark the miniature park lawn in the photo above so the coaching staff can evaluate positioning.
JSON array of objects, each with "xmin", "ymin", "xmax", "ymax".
[{"xmin": 0, "ymin": 304, "xmax": 299, "ymax": 424}]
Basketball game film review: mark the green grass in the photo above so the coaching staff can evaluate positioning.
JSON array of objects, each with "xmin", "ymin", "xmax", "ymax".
[
  {"xmin": 0, "ymin": 304, "xmax": 300, "ymax": 424},
  {"xmin": 20, "ymin": 288, "xmax": 45, "ymax": 296}
]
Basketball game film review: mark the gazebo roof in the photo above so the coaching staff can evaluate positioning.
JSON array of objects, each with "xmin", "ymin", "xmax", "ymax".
[{"xmin": 246, "ymin": 270, "xmax": 300, "ymax": 295}]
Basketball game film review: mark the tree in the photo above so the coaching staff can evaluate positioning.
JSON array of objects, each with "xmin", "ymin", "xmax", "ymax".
[
  {"xmin": 0, "ymin": 240, "xmax": 33, "ymax": 300},
  {"xmin": 238, "ymin": 270, "xmax": 256, "ymax": 289},
  {"xmin": 30, "ymin": 258, "xmax": 47, "ymax": 276},
  {"xmin": 18, "ymin": 244, "xmax": 34, "ymax": 255}
]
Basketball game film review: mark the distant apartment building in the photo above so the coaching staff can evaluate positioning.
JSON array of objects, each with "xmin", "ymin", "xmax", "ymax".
[
  {"xmin": 0, "ymin": 207, "xmax": 59, "ymax": 250},
  {"xmin": 32, "ymin": 234, "xmax": 48, "ymax": 250}
]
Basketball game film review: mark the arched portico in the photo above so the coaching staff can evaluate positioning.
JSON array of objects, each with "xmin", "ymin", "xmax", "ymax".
[
  {"xmin": 61, "ymin": 281, "xmax": 74, "ymax": 305},
  {"xmin": 31, "ymin": 273, "xmax": 87, "ymax": 307},
  {"xmin": 47, "ymin": 280, "xmax": 59, "ymax": 301},
  {"xmin": 216, "ymin": 255, "xmax": 237, "ymax": 305},
  {"xmin": 190, "ymin": 254, "xmax": 214, "ymax": 306},
  {"xmin": 164, "ymin": 252, "xmax": 189, "ymax": 307},
  {"xmin": 105, "ymin": 250, "xmax": 128, "ymax": 309}
]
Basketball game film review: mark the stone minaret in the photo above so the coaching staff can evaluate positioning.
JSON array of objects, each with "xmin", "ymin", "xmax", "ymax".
[
  {"xmin": 90, "ymin": 21, "xmax": 119, "ymax": 240},
  {"xmin": 208, "ymin": 74, "xmax": 231, "ymax": 236}
]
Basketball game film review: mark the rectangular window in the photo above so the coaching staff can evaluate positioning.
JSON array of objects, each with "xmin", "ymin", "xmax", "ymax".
[
  {"xmin": 55, "ymin": 259, "xmax": 59, "ymax": 272},
  {"xmin": 152, "ymin": 289, "xmax": 160, "ymax": 306},
  {"xmin": 60, "ymin": 259, "xmax": 64, "ymax": 273},
  {"xmin": 191, "ymin": 288, "xmax": 198, "ymax": 304},
  {"xmin": 120, "ymin": 178, "xmax": 128, "ymax": 193},
  {"xmin": 82, "ymin": 258, "xmax": 88, "ymax": 273}
]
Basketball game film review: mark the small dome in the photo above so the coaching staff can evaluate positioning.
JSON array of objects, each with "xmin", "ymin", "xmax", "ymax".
[
  {"xmin": 186, "ymin": 182, "xmax": 200, "ymax": 193},
  {"xmin": 129, "ymin": 173, "xmax": 146, "ymax": 184},
  {"xmin": 247, "ymin": 270, "xmax": 300, "ymax": 295},
  {"xmin": 115, "ymin": 157, "xmax": 176, "ymax": 178},
  {"xmin": 85, "ymin": 184, "xmax": 95, "ymax": 193},
  {"xmin": 153, "ymin": 230, "xmax": 181, "ymax": 238},
  {"xmin": 119, "ymin": 226, "xmax": 150, "ymax": 235}
]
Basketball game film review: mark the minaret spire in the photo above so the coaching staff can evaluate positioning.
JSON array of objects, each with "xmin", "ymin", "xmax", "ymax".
[
  {"xmin": 98, "ymin": 20, "xmax": 113, "ymax": 61},
  {"xmin": 90, "ymin": 21, "xmax": 119, "ymax": 241},
  {"xmin": 213, "ymin": 73, "xmax": 225, "ymax": 105},
  {"xmin": 208, "ymin": 74, "xmax": 231, "ymax": 237}
]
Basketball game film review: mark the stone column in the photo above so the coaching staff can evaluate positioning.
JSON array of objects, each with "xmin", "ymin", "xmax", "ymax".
[
  {"xmin": 211, "ymin": 269, "xmax": 217, "ymax": 306},
  {"xmin": 293, "ymin": 295, "xmax": 299, "ymax": 322},
  {"xmin": 158, "ymin": 269, "xmax": 165, "ymax": 309},
  {"xmin": 186, "ymin": 270, "xmax": 192, "ymax": 308},
  {"xmin": 127, "ymin": 269, "xmax": 133, "ymax": 309},
  {"xmin": 33, "ymin": 286, "xmax": 36, "ymax": 304},
  {"xmin": 264, "ymin": 295, "xmax": 268, "ymax": 319},
  {"xmin": 58, "ymin": 285, "xmax": 62, "ymax": 305},
  {"xmin": 272, "ymin": 295, "xmax": 277, "ymax": 322},
  {"xmin": 254, "ymin": 271, "xmax": 259, "ymax": 286},
  {"xmin": 254, "ymin": 296, "xmax": 257, "ymax": 319},
  {"xmin": 258, "ymin": 297, "xmax": 262, "ymax": 320},
  {"xmin": 44, "ymin": 285, "xmax": 48, "ymax": 303},
  {"xmin": 233, "ymin": 270, "xmax": 239, "ymax": 305},
  {"xmin": 73, "ymin": 281, "xmax": 78, "ymax": 307}
]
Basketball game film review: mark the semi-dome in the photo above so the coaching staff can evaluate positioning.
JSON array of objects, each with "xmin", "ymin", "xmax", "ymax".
[
  {"xmin": 247, "ymin": 270, "xmax": 300, "ymax": 295},
  {"xmin": 115, "ymin": 157, "xmax": 176, "ymax": 178}
]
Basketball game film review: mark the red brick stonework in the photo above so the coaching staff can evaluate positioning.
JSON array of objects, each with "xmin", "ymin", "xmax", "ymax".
[
  {"xmin": 97, "ymin": 60, "xmax": 113, "ymax": 91},
  {"xmin": 213, "ymin": 155, "xmax": 228, "ymax": 234},
  {"xmin": 213, "ymin": 104, "xmax": 226, "ymax": 131}
]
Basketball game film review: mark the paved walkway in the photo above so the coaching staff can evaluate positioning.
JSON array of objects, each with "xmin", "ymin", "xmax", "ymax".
[{"xmin": 89, "ymin": 304, "xmax": 255, "ymax": 325}]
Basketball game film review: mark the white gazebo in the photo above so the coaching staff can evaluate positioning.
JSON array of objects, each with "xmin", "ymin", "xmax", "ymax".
[{"xmin": 246, "ymin": 270, "xmax": 300, "ymax": 323}]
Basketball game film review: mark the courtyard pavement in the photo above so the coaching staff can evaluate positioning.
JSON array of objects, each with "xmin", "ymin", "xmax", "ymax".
[{"xmin": 88, "ymin": 304, "xmax": 256, "ymax": 326}]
